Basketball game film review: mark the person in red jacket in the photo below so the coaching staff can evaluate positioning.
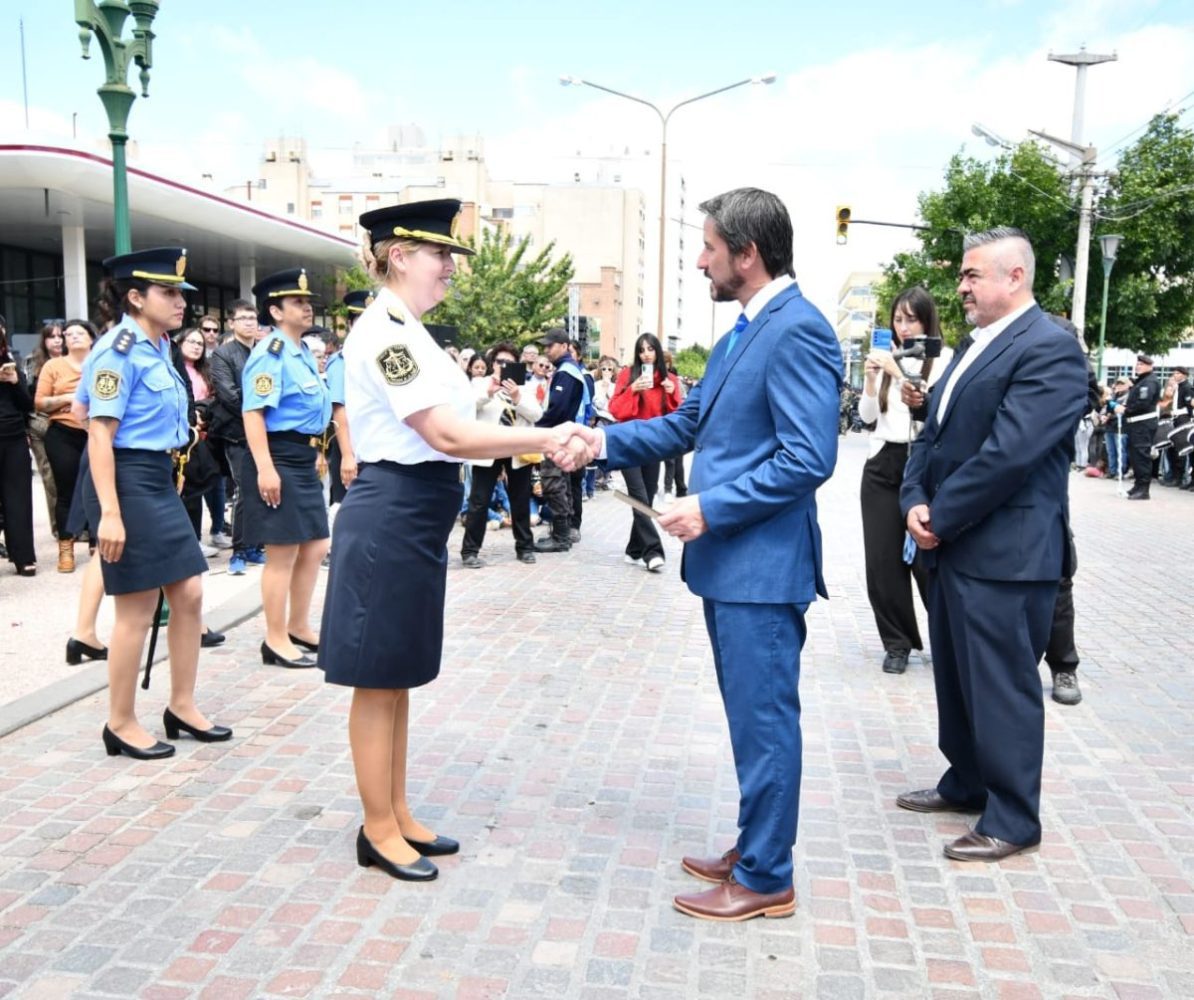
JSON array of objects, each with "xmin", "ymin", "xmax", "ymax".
[{"xmin": 609, "ymin": 332, "xmax": 683, "ymax": 571}]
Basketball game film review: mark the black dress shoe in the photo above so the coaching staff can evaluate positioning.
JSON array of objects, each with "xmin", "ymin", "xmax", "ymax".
[
  {"xmin": 1126, "ymin": 491, "xmax": 1150, "ymax": 500},
  {"xmin": 66, "ymin": 638, "xmax": 108, "ymax": 665},
  {"xmin": 534, "ymin": 537, "xmax": 571, "ymax": 553},
  {"xmin": 201, "ymin": 628, "xmax": 226, "ymax": 648},
  {"xmin": 406, "ymin": 834, "xmax": 459, "ymax": 857},
  {"xmin": 896, "ymin": 788, "xmax": 983, "ymax": 813},
  {"xmin": 102, "ymin": 725, "xmax": 175, "ymax": 760},
  {"xmin": 356, "ymin": 828, "xmax": 437, "ymax": 881},
  {"xmin": 517, "ymin": 551, "xmax": 536, "ymax": 564},
  {"xmin": 163, "ymin": 707, "xmax": 232, "ymax": 743},
  {"xmin": 944, "ymin": 830, "xmax": 1039, "ymax": 862},
  {"xmin": 882, "ymin": 651, "xmax": 909, "ymax": 674},
  {"xmin": 287, "ymin": 633, "xmax": 319, "ymax": 653},
  {"xmin": 261, "ymin": 642, "xmax": 316, "ymax": 668}
]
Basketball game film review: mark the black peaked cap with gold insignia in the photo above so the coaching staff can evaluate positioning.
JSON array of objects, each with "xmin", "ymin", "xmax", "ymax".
[
  {"xmin": 358, "ymin": 198, "xmax": 475, "ymax": 255},
  {"xmin": 344, "ymin": 289, "xmax": 375, "ymax": 314},
  {"xmin": 102, "ymin": 247, "xmax": 197, "ymax": 291},
  {"xmin": 252, "ymin": 268, "xmax": 317, "ymax": 305}
]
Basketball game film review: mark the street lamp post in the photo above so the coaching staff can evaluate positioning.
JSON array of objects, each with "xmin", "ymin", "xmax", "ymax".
[
  {"xmin": 75, "ymin": 0, "xmax": 160, "ymax": 255},
  {"xmin": 561, "ymin": 73, "xmax": 776, "ymax": 336},
  {"xmin": 1096, "ymin": 233, "xmax": 1123, "ymax": 382}
]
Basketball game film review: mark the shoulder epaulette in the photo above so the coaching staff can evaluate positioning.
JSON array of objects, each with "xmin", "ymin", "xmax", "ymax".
[
  {"xmin": 268, "ymin": 337, "xmax": 284, "ymax": 356},
  {"xmin": 112, "ymin": 330, "xmax": 135, "ymax": 355},
  {"xmin": 387, "ymin": 307, "xmax": 406, "ymax": 326}
]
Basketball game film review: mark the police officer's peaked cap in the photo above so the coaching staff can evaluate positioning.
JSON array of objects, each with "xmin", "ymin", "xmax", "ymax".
[
  {"xmin": 103, "ymin": 247, "xmax": 197, "ymax": 291},
  {"xmin": 343, "ymin": 289, "xmax": 375, "ymax": 314},
  {"xmin": 359, "ymin": 199, "xmax": 475, "ymax": 255},
  {"xmin": 1137, "ymin": 353, "xmax": 1154, "ymax": 365},
  {"xmin": 252, "ymin": 268, "xmax": 316, "ymax": 302}
]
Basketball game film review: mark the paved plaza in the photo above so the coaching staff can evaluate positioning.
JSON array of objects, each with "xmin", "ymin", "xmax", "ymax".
[{"xmin": 0, "ymin": 434, "xmax": 1192, "ymax": 999}]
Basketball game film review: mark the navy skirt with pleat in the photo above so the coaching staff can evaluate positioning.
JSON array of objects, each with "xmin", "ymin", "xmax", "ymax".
[
  {"xmin": 240, "ymin": 434, "xmax": 330, "ymax": 546},
  {"xmin": 319, "ymin": 460, "xmax": 463, "ymax": 689}
]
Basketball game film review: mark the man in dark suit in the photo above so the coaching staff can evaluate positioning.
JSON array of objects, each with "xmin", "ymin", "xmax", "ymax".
[
  {"xmin": 898, "ymin": 227, "xmax": 1088, "ymax": 861},
  {"xmin": 563, "ymin": 188, "xmax": 842, "ymax": 920}
]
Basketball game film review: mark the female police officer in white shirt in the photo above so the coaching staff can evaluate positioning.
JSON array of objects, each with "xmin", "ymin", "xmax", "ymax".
[{"xmin": 320, "ymin": 199, "xmax": 574, "ymax": 881}]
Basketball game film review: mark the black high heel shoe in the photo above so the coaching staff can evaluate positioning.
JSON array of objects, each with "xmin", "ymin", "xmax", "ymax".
[
  {"xmin": 102, "ymin": 725, "xmax": 174, "ymax": 760},
  {"xmin": 163, "ymin": 707, "xmax": 232, "ymax": 743},
  {"xmin": 406, "ymin": 834, "xmax": 460, "ymax": 857},
  {"xmin": 355, "ymin": 828, "xmax": 437, "ymax": 882},
  {"xmin": 260, "ymin": 641, "xmax": 316, "ymax": 669},
  {"xmin": 288, "ymin": 633, "xmax": 319, "ymax": 653},
  {"xmin": 66, "ymin": 638, "xmax": 108, "ymax": 665}
]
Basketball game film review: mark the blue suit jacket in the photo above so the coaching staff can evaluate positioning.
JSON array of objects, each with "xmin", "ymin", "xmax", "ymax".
[
  {"xmin": 899, "ymin": 304, "xmax": 1087, "ymax": 581},
  {"xmin": 606, "ymin": 283, "xmax": 843, "ymax": 604}
]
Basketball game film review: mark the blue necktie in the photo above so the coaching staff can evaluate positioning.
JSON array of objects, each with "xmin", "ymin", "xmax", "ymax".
[{"xmin": 725, "ymin": 313, "xmax": 749, "ymax": 355}]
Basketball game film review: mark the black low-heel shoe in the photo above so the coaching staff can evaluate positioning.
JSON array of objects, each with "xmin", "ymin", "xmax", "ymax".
[
  {"xmin": 355, "ymin": 828, "xmax": 437, "ymax": 882},
  {"xmin": 261, "ymin": 641, "xmax": 316, "ymax": 669},
  {"xmin": 163, "ymin": 708, "xmax": 232, "ymax": 743},
  {"xmin": 102, "ymin": 725, "xmax": 175, "ymax": 760},
  {"xmin": 66, "ymin": 638, "xmax": 108, "ymax": 665},
  {"xmin": 406, "ymin": 834, "xmax": 460, "ymax": 857},
  {"xmin": 288, "ymin": 633, "xmax": 319, "ymax": 653}
]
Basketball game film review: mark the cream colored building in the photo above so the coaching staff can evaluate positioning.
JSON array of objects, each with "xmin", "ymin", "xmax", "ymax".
[
  {"xmin": 227, "ymin": 131, "xmax": 645, "ymax": 360},
  {"xmin": 837, "ymin": 270, "xmax": 883, "ymax": 386}
]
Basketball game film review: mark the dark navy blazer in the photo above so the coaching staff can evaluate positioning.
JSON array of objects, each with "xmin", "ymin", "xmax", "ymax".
[
  {"xmin": 899, "ymin": 304, "xmax": 1088, "ymax": 581},
  {"xmin": 605, "ymin": 283, "xmax": 843, "ymax": 605}
]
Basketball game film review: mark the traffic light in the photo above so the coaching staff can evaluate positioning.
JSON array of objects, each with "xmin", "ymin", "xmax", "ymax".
[{"xmin": 836, "ymin": 205, "xmax": 851, "ymax": 245}]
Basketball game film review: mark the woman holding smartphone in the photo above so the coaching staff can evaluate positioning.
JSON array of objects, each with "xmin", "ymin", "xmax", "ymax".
[
  {"xmin": 608, "ymin": 332, "xmax": 682, "ymax": 573},
  {"xmin": 0, "ymin": 316, "xmax": 36, "ymax": 576}
]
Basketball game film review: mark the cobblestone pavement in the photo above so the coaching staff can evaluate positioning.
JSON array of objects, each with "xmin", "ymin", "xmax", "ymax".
[{"xmin": 1, "ymin": 435, "xmax": 1192, "ymax": 999}]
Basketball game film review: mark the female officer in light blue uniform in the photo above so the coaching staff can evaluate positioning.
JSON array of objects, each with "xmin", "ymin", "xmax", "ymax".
[
  {"xmin": 324, "ymin": 289, "xmax": 370, "ymax": 507},
  {"xmin": 81, "ymin": 247, "xmax": 232, "ymax": 760},
  {"xmin": 241, "ymin": 268, "xmax": 332, "ymax": 670}
]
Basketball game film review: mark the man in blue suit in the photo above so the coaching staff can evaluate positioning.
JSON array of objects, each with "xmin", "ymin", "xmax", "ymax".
[
  {"xmin": 898, "ymin": 227, "xmax": 1088, "ymax": 861},
  {"xmin": 564, "ymin": 188, "xmax": 842, "ymax": 920}
]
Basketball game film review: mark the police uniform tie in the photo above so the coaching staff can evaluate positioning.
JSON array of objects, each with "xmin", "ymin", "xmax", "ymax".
[{"xmin": 725, "ymin": 313, "xmax": 750, "ymax": 355}]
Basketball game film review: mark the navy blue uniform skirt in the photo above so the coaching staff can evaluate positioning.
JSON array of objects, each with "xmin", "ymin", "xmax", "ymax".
[
  {"xmin": 319, "ymin": 460, "xmax": 463, "ymax": 690},
  {"xmin": 240, "ymin": 434, "xmax": 330, "ymax": 546},
  {"xmin": 81, "ymin": 449, "xmax": 208, "ymax": 596}
]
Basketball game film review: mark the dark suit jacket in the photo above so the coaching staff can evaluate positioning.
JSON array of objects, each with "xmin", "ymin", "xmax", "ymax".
[
  {"xmin": 606, "ymin": 282, "xmax": 843, "ymax": 604},
  {"xmin": 899, "ymin": 304, "xmax": 1087, "ymax": 581}
]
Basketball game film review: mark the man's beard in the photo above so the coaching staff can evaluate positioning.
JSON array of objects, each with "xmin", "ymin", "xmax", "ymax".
[{"xmin": 707, "ymin": 271, "xmax": 744, "ymax": 302}]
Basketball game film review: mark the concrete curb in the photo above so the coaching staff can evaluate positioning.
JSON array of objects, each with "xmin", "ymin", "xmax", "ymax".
[{"xmin": 0, "ymin": 581, "xmax": 264, "ymax": 740}]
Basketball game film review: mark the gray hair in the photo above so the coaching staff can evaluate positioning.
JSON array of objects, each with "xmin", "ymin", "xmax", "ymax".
[
  {"xmin": 962, "ymin": 227, "xmax": 1035, "ymax": 285},
  {"xmin": 698, "ymin": 188, "xmax": 794, "ymax": 279}
]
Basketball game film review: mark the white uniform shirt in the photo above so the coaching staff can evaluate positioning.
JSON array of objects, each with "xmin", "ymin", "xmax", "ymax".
[{"xmin": 343, "ymin": 286, "xmax": 474, "ymax": 464}]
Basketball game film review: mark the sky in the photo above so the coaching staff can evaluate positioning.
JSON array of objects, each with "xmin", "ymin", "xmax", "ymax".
[{"xmin": 4, "ymin": 0, "xmax": 1194, "ymax": 341}]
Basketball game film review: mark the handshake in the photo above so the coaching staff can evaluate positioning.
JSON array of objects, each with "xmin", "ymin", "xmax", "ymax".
[{"xmin": 543, "ymin": 423, "xmax": 603, "ymax": 472}]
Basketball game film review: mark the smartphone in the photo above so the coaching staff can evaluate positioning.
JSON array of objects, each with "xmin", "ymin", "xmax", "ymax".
[
  {"xmin": 501, "ymin": 362, "xmax": 526, "ymax": 386},
  {"xmin": 871, "ymin": 329, "xmax": 893, "ymax": 352},
  {"xmin": 641, "ymin": 363, "xmax": 655, "ymax": 380}
]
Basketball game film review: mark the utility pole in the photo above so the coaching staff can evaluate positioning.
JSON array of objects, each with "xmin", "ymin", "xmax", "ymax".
[{"xmin": 1045, "ymin": 47, "xmax": 1116, "ymax": 348}]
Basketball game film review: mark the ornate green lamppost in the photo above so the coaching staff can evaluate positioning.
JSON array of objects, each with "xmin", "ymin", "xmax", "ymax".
[{"xmin": 75, "ymin": 0, "xmax": 160, "ymax": 255}]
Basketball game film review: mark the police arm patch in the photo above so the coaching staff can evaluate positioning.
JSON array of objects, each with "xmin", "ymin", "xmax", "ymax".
[
  {"xmin": 254, "ymin": 373, "xmax": 275, "ymax": 396},
  {"xmin": 376, "ymin": 344, "xmax": 419, "ymax": 386},
  {"xmin": 94, "ymin": 369, "xmax": 121, "ymax": 400}
]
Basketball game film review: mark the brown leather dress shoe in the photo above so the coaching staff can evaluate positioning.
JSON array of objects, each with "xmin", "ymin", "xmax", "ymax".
[
  {"xmin": 944, "ymin": 831, "xmax": 1039, "ymax": 862},
  {"xmin": 896, "ymin": 788, "xmax": 982, "ymax": 813},
  {"xmin": 681, "ymin": 848, "xmax": 740, "ymax": 883},
  {"xmin": 673, "ymin": 877, "xmax": 795, "ymax": 922}
]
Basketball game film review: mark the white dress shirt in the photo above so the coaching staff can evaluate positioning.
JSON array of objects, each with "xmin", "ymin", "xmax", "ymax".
[{"xmin": 935, "ymin": 301, "xmax": 1035, "ymax": 420}]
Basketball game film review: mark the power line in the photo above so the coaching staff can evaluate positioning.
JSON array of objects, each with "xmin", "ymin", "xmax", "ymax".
[{"xmin": 1098, "ymin": 86, "xmax": 1194, "ymax": 164}]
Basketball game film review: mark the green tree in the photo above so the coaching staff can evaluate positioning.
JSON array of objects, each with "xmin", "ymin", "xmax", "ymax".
[
  {"xmin": 425, "ymin": 229, "xmax": 574, "ymax": 349},
  {"xmin": 876, "ymin": 114, "xmax": 1194, "ymax": 355},
  {"xmin": 673, "ymin": 344, "xmax": 710, "ymax": 380}
]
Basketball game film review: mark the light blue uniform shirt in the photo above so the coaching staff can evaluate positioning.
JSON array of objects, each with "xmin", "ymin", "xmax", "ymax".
[
  {"xmin": 78, "ymin": 315, "xmax": 190, "ymax": 451},
  {"xmin": 241, "ymin": 331, "xmax": 331, "ymax": 434},
  {"xmin": 325, "ymin": 350, "xmax": 346, "ymax": 406}
]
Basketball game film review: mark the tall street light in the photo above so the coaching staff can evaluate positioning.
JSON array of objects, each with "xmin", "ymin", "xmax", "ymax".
[
  {"xmin": 76, "ymin": 0, "xmax": 160, "ymax": 255},
  {"xmin": 561, "ymin": 73, "xmax": 777, "ymax": 336},
  {"xmin": 1096, "ymin": 233, "xmax": 1123, "ymax": 382}
]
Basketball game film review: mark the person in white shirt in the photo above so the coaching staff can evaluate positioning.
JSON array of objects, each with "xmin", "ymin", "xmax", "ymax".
[{"xmin": 857, "ymin": 287, "xmax": 949, "ymax": 675}]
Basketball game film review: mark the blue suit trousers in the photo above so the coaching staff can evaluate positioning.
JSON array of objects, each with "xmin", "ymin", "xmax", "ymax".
[{"xmin": 702, "ymin": 599, "xmax": 807, "ymax": 893}]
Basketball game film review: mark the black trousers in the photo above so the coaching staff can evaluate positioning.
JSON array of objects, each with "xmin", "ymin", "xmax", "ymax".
[
  {"xmin": 0, "ymin": 433, "xmax": 36, "ymax": 567},
  {"xmin": 327, "ymin": 438, "xmax": 347, "ymax": 506},
  {"xmin": 462, "ymin": 459, "xmax": 533, "ymax": 557},
  {"xmin": 570, "ymin": 468, "xmax": 585, "ymax": 530},
  {"xmin": 664, "ymin": 454, "xmax": 688, "ymax": 496},
  {"xmin": 539, "ymin": 457, "xmax": 572, "ymax": 541},
  {"xmin": 860, "ymin": 442, "xmax": 927, "ymax": 653},
  {"xmin": 1127, "ymin": 421, "xmax": 1155, "ymax": 491},
  {"xmin": 220, "ymin": 439, "xmax": 249, "ymax": 551},
  {"xmin": 621, "ymin": 461, "xmax": 664, "ymax": 561},
  {"xmin": 1044, "ymin": 575, "xmax": 1078, "ymax": 673},
  {"xmin": 43, "ymin": 422, "xmax": 87, "ymax": 538}
]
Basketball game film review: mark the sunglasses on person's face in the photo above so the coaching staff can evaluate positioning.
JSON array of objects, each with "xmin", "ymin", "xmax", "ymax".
[{"xmin": 201, "ymin": 326, "xmax": 219, "ymax": 334}]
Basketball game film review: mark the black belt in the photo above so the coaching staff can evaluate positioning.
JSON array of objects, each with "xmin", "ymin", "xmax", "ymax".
[{"xmin": 269, "ymin": 430, "xmax": 321, "ymax": 448}]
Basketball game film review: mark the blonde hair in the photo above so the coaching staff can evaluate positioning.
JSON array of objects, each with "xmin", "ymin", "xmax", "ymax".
[{"xmin": 359, "ymin": 233, "xmax": 425, "ymax": 283}]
